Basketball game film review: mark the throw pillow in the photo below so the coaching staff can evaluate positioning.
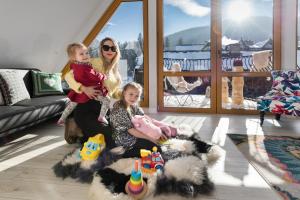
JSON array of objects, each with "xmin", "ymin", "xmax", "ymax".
[
  {"xmin": 31, "ymin": 71, "xmax": 63, "ymax": 97},
  {"xmin": 0, "ymin": 70, "xmax": 31, "ymax": 105}
]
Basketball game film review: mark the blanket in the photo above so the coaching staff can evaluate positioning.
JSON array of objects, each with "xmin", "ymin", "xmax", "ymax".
[{"xmin": 53, "ymin": 133, "xmax": 222, "ymax": 199}]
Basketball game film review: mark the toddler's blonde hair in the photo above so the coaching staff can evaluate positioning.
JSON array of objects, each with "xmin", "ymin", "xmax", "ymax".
[{"xmin": 66, "ymin": 43, "xmax": 87, "ymax": 61}]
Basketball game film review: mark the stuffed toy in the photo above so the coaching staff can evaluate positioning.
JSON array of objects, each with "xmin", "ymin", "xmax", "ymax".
[
  {"xmin": 148, "ymin": 116, "xmax": 177, "ymax": 137},
  {"xmin": 232, "ymin": 59, "xmax": 244, "ymax": 105},
  {"xmin": 131, "ymin": 115, "xmax": 177, "ymax": 140},
  {"xmin": 131, "ymin": 115, "xmax": 162, "ymax": 140}
]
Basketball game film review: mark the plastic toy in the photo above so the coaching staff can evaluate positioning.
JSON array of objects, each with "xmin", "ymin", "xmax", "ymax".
[
  {"xmin": 80, "ymin": 134, "xmax": 106, "ymax": 161},
  {"xmin": 140, "ymin": 146, "xmax": 164, "ymax": 173},
  {"xmin": 125, "ymin": 160, "xmax": 147, "ymax": 199}
]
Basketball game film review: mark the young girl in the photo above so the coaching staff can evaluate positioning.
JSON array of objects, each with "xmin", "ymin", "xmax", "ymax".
[
  {"xmin": 110, "ymin": 82, "xmax": 166, "ymax": 158},
  {"xmin": 58, "ymin": 43, "xmax": 110, "ymax": 125}
]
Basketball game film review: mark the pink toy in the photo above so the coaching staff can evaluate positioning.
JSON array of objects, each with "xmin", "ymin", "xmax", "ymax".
[
  {"xmin": 149, "ymin": 116, "xmax": 177, "ymax": 137},
  {"xmin": 131, "ymin": 115, "xmax": 162, "ymax": 140},
  {"xmin": 131, "ymin": 115, "xmax": 177, "ymax": 140}
]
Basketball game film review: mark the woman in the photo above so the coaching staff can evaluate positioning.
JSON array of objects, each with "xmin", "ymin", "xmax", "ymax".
[
  {"xmin": 64, "ymin": 37, "xmax": 122, "ymax": 148},
  {"xmin": 167, "ymin": 63, "xmax": 202, "ymax": 93}
]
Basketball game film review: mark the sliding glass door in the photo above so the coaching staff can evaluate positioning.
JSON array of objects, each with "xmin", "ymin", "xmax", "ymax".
[
  {"xmin": 158, "ymin": 0, "xmax": 280, "ymax": 114},
  {"xmin": 157, "ymin": 0, "xmax": 217, "ymax": 113},
  {"xmin": 217, "ymin": 0, "xmax": 280, "ymax": 114}
]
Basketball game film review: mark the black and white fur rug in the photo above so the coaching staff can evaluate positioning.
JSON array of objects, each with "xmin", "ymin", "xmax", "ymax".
[{"xmin": 53, "ymin": 130, "xmax": 222, "ymax": 200}]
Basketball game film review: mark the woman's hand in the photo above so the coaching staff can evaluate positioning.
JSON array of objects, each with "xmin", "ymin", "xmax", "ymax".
[{"xmin": 81, "ymin": 85, "xmax": 101, "ymax": 99}]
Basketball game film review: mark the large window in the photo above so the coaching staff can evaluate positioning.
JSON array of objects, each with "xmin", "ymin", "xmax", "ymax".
[
  {"xmin": 89, "ymin": 1, "xmax": 144, "ymax": 87},
  {"xmin": 158, "ymin": 0, "xmax": 280, "ymax": 113},
  {"xmin": 161, "ymin": 0, "xmax": 213, "ymax": 111},
  {"xmin": 220, "ymin": 0, "xmax": 277, "ymax": 112},
  {"xmin": 221, "ymin": 0, "xmax": 274, "ymax": 72},
  {"xmin": 163, "ymin": 0, "xmax": 211, "ymax": 72}
]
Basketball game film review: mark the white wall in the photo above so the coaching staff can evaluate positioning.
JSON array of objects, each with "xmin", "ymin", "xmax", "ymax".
[
  {"xmin": 147, "ymin": 0, "xmax": 158, "ymax": 113},
  {"xmin": 281, "ymin": 0, "xmax": 297, "ymax": 70},
  {"xmin": 0, "ymin": 0, "xmax": 113, "ymax": 72}
]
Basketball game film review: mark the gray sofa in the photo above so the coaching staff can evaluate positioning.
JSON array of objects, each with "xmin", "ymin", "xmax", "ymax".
[{"xmin": 0, "ymin": 68, "xmax": 68, "ymax": 141}]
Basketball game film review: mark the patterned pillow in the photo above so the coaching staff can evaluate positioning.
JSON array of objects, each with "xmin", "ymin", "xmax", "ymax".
[
  {"xmin": 31, "ymin": 71, "xmax": 63, "ymax": 97},
  {"xmin": 0, "ymin": 70, "xmax": 31, "ymax": 105}
]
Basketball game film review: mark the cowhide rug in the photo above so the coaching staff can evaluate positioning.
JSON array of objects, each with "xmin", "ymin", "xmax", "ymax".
[{"xmin": 53, "ymin": 132, "xmax": 222, "ymax": 200}]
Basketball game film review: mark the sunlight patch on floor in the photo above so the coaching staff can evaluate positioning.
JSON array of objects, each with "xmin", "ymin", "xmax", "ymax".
[
  {"xmin": 209, "ymin": 158, "xmax": 270, "ymax": 188},
  {"xmin": 242, "ymin": 164, "xmax": 271, "ymax": 188},
  {"xmin": 211, "ymin": 117, "xmax": 229, "ymax": 146},
  {"xmin": 266, "ymin": 119, "xmax": 282, "ymax": 127},
  {"xmin": 0, "ymin": 135, "xmax": 61, "ymax": 162},
  {"xmin": 160, "ymin": 115, "xmax": 207, "ymax": 132},
  {"xmin": 0, "ymin": 140, "xmax": 66, "ymax": 172},
  {"xmin": 245, "ymin": 118, "xmax": 264, "ymax": 135},
  {"xmin": 0, "ymin": 134, "xmax": 38, "ymax": 152}
]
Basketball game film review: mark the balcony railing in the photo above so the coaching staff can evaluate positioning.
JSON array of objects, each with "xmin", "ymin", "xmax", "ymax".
[{"xmin": 163, "ymin": 55, "xmax": 273, "ymax": 72}]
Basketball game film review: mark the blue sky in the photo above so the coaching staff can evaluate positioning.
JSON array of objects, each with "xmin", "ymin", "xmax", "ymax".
[
  {"xmin": 96, "ymin": 0, "xmax": 273, "ymax": 42},
  {"xmin": 97, "ymin": 1, "xmax": 143, "ymax": 43},
  {"xmin": 164, "ymin": 0, "xmax": 273, "ymax": 36}
]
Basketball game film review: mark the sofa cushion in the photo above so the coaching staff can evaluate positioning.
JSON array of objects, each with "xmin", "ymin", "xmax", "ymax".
[
  {"xmin": 0, "ymin": 70, "xmax": 31, "ymax": 105},
  {"xmin": 15, "ymin": 95, "xmax": 68, "ymax": 120},
  {"xmin": 15, "ymin": 95, "xmax": 68, "ymax": 108},
  {"xmin": 0, "ymin": 105, "xmax": 35, "ymax": 120},
  {"xmin": 32, "ymin": 71, "xmax": 63, "ymax": 97}
]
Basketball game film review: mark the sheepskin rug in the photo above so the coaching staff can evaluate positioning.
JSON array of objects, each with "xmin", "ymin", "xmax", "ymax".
[{"xmin": 53, "ymin": 132, "xmax": 222, "ymax": 200}]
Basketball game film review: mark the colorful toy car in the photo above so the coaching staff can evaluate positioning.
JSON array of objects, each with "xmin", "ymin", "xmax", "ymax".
[{"xmin": 140, "ymin": 146, "xmax": 164, "ymax": 173}]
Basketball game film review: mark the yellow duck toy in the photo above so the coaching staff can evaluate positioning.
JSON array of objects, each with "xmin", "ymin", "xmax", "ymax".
[{"xmin": 80, "ymin": 134, "xmax": 106, "ymax": 161}]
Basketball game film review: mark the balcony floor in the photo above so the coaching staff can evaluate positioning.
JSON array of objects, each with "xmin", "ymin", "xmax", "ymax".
[{"xmin": 164, "ymin": 94, "xmax": 257, "ymax": 110}]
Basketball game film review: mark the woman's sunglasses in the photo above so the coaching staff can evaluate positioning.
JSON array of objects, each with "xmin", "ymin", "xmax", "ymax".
[{"xmin": 102, "ymin": 45, "xmax": 116, "ymax": 52}]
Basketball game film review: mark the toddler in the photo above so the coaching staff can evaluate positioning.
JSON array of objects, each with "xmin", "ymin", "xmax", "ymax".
[{"xmin": 58, "ymin": 43, "xmax": 110, "ymax": 125}]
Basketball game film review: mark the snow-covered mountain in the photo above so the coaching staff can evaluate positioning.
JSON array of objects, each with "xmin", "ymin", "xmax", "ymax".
[{"xmin": 165, "ymin": 16, "xmax": 272, "ymax": 50}]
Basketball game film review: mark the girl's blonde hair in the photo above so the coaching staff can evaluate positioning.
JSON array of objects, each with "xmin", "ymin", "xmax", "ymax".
[
  {"xmin": 66, "ymin": 43, "xmax": 87, "ymax": 61},
  {"xmin": 99, "ymin": 37, "xmax": 122, "ymax": 87},
  {"xmin": 119, "ymin": 82, "xmax": 143, "ymax": 109}
]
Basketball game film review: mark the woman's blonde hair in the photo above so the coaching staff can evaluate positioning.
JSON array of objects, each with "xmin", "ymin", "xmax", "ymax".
[
  {"xmin": 99, "ymin": 37, "xmax": 122, "ymax": 87},
  {"xmin": 119, "ymin": 82, "xmax": 143, "ymax": 109}
]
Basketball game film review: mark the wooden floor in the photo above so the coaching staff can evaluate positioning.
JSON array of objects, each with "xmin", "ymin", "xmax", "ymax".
[{"xmin": 1, "ymin": 114, "xmax": 299, "ymax": 200}]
